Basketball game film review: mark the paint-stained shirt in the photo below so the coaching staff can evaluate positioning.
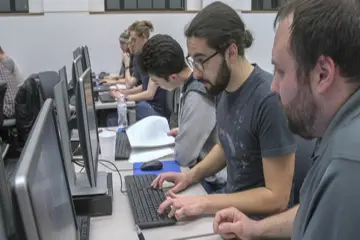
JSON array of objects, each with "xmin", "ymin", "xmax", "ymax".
[{"xmin": 216, "ymin": 65, "xmax": 296, "ymax": 194}]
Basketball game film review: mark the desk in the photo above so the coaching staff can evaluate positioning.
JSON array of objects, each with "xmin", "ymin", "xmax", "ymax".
[
  {"xmin": 95, "ymin": 100, "xmax": 136, "ymax": 110},
  {"xmin": 91, "ymin": 160, "xmax": 221, "ymax": 240}
]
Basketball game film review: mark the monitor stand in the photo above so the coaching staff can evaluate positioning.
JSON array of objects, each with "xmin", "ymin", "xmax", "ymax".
[
  {"xmin": 72, "ymin": 172, "xmax": 113, "ymax": 217},
  {"xmin": 71, "ymin": 171, "xmax": 108, "ymax": 196}
]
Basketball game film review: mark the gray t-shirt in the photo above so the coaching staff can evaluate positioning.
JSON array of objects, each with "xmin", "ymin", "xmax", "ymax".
[
  {"xmin": 292, "ymin": 88, "xmax": 360, "ymax": 240},
  {"xmin": 216, "ymin": 65, "xmax": 296, "ymax": 194}
]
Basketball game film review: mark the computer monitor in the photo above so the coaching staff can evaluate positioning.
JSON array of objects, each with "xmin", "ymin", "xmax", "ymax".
[
  {"xmin": 55, "ymin": 77, "xmax": 107, "ymax": 196},
  {"xmin": 59, "ymin": 66, "xmax": 71, "ymax": 120},
  {"xmin": 0, "ymin": 211, "xmax": 6, "ymax": 240},
  {"xmin": 73, "ymin": 47, "xmax": 81, "ymax": 60},
  {"xmin": 72, "ymin": 55, "xmax": 83, "ymax": 87},
  {"xmin": 0, "ymin": 152, "xmax": 16, "ymax": 239},
  {"xmin": 82, "ymin": 46, "xmax": 91, "ymax": 70},
  {"xmin": 75, "ymin": 68, "xmax": 99, "ymax": 187},
  {"xmin": 11, "ymin": 99, "xmax": 79, "ymax": 240}
]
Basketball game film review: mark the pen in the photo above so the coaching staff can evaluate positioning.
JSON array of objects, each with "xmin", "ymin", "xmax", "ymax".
[{"xmin": 135, "ymin": 225, "xmax": 145, "ymax": 240}]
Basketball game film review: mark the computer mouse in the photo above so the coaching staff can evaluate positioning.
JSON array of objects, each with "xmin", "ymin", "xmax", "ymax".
[{"xmin": 140, "ymin": 160, "xmax": 163, "ymax": 171}]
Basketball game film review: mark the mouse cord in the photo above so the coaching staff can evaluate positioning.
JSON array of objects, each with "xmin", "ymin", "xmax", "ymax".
[{"xmin": 98, "ymin": 159, "xmax": 128, "ymax": 194}]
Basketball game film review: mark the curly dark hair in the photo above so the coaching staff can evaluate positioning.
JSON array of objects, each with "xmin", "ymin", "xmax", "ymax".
[{"xmin": 136, "ymin": 34, "xmax": 187, "ymax": 80}]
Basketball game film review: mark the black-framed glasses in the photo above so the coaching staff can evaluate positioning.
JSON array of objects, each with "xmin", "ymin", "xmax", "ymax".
[{"xmin": 186, "ymin": 51, "xmax": 219, "ymax": 72}]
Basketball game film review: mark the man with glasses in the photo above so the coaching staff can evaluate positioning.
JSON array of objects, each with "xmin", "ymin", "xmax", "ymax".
[{"xmin": 151, "ymin": 1, "xmax": 296, "ymax": 220}]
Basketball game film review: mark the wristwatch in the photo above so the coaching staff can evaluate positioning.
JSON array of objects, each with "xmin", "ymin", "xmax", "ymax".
[{"xmin": 124, "ymin": 66, "xmax": 130, "ymax": 70}]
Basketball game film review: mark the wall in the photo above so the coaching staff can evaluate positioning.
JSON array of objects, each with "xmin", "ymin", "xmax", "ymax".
[{"xmin": 0, "ymin": 0, "xmax": 276, "ymax": 78}]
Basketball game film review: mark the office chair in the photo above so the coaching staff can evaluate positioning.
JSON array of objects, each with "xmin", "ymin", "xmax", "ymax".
[
  {"xmin": 37, "ymin": 71, "xmax": 61, "ymax": 99},
  {"xmin": 292, "ymin": 135, "xmax": 316, "ymax": 205}
]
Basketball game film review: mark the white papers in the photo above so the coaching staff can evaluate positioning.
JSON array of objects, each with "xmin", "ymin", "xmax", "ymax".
[
  {"xmin": 127, "ymin": 147, "xmax": 174, "ymax": 163},
  {"xmin": 126, "ymin": 116, "xmax": 175, "ymax": 148}
]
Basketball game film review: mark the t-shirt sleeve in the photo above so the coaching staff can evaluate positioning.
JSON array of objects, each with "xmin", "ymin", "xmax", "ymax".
[
  {"xmin": 255, "ymin": 93, "xmax": 296, "ymax": 158},
  {"xmin": 303, "ymin": 158, "xmax": 360, "ymax": 240}
]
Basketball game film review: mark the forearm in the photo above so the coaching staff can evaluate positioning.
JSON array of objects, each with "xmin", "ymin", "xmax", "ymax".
[
  {"xmin": 124, "ymin": 68, "xmax": 136, "ymax": 88},
  {"xmin": 188, "ymin": 144, "xmax": 226, "ymax": 183},
  {"xmin": 204, "ymin": 187, "xmax": 289, "ymax": 215},
  {"xmin": 124, "ymin": 85, "xmax": 142, "ymax": 95},
  {"xmin": 254, "ymin": 205, "xmax": 298, "ymax": 239}
]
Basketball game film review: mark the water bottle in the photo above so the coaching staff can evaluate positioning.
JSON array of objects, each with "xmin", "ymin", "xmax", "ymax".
[{"xmin": 117, "ymin": 94, "xmax": 128, "ymax": 128}]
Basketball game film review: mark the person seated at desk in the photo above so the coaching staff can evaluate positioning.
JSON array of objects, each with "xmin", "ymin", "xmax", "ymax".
[
  {"xmin": 109, "ymin": 20, "xmax": 169, "ymax": 122},
  {"xmin": 101, "ymin": 30, "xmax": 134, "ymax": 85},
  {"xmin": 0, "ymin": 46, "xmax": 24, "ymax": 84},
  {"xmin": 137, "ymin": 33, "xmax": 226, "ymax": 190},
  {"xmin": 213, "ymin": 0, "xmax": 360, "ymax": 239},
  {"xmin": 0, "ymin": 62, "xmax": 19, "ymax": 119},
  {"xmin": 151, "ymin": 2, "xmax": 296, "ymax": 220}
]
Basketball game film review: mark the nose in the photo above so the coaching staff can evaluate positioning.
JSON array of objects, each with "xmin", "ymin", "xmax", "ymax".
[
  {"xmin": 270, "ymin": 77, "xmax": 278, "ymax": 93},
  {"xmin": 193, "ymin": 68, "xmax": 203, "ymax": 80}
]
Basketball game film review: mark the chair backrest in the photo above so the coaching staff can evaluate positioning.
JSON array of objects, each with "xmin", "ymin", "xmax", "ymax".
[
  {"xmin": 293, "ymin": 135, "xmax": 316, "ymax": 204},
  {"xmin": 37, "ymin": 71, "xmax": 61, "ymax": 100},
  {"xmin": 0, "ymin": 82, "xmax": 7, "ymax": 127}
]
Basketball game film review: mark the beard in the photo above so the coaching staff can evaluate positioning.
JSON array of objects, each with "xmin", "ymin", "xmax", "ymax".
[
  {"xmin": 281, "ymin": 84, "xmax": 317, "ymax": 140},
  {"xmin": 201, "ymin": 59, "xmax": 231, "ymax": 96}
]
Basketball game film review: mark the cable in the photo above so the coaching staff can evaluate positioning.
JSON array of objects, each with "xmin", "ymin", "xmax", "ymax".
[{"xmin": 98, "ymin": 159, "xmax": 127, "ymax": 194}]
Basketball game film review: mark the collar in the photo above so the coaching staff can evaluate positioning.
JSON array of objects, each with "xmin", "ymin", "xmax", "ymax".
[
  {"xmin": 181, "ymin": 73, "xmax": 195, "ymax": 93},
  {"xmin": 316, "ymin": 88, "xmax": 360, "ymax": 154}
]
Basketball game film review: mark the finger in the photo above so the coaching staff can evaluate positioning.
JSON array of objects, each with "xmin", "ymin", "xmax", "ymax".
[
  {"xmin": 151, "ymin": 175, "xmax": 161, "ymax": 188},
  {"xmin": 170, "ymin": 183, "xmax": 183, "ymax": 194},
  {"xmin": 167, "ymin": 191, "xmax": 177, "ymax": 198},
  {"xmin": 175, "ymin": 207, "xmax": 186, "ymax": 220},
  {"xmin": 168, "ymin": 201, "xmax": 181, "ymax": 218},
  {"xmin": 220, "ymin": 233, "xmax": 236, "ymax": 239},
  {"xmin": 217, "ymin": 223, "xmax": 238, "ymax": 235},
  {"xmin": 157, "ymin": 198, "xmax": 174, "ymax": 214},
  {"xmin": 213, "ymin": 212, "xmax": 223, "ymax": 233}
]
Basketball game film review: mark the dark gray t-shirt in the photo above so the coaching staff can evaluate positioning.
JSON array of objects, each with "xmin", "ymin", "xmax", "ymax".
[
  {"xmin": 216, "ymin": 65, "xmax": 296, "ymax": 194},
  {"xmin": 292, "ymin": 88, "xmax": 360, "ymax": 240}
]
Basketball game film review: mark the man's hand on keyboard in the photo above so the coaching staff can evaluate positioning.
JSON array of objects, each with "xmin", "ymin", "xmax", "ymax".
[
  {"xmin": 151, "ymin": 172, "xmax": 191, "ymax": 194},
  {"xmin": 157, "ymin": 191, "xmax": 208, "ymax": 220}
]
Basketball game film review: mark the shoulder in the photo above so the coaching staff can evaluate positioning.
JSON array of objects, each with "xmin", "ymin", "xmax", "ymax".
[{"xmin": 328, "ymin": 118, "xmax": 360, "ymax": 162}]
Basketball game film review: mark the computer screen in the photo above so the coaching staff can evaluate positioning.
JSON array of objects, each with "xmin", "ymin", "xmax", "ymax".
[
  {"xmin": 72, "ymin": 47, "xmax": 81, "ymax": 60},
  {"xmin": 0, "ymin": 211, "xmax": 6, "ymax": 240},
  {"xmin": 12, "ymin": 99, "xmax": 78, "ymax": 240},
  {"xmin": 83, "ymin": 46, "xmax": 91, "ymax": 70},
  {"xmin": 54, "ymin": 81, "xmax": 76, "ymax": 188},
  {"xmin": 75, "ymin": 68, "xmax": 99, "ymax": 187},
  {"xmin": 0, "ymin": 153, "xmax": 16, "ymax": 239},
  {"xmin": 58, "ymin": 66, "xmax": 71, "ymax": 120}
]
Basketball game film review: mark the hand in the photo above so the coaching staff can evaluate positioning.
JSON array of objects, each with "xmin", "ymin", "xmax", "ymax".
[
  {"xmin": 157, "ymin": 192, "xmax": 208, "ymax": 220},
  {"xmin": 213, "ymin": 207, "xmax": 258, "ymax": 240},
  {"xmin": 123, "ymin": 52, "xmax": 131, "ymax": 66},
  {"xmin": 151, "ymin": 172, "xmax": 191, "ymax": 193},
  {"xmin": 99, "ymin": 79, "xmax": 109, "ymax": 84},
  {"xmin": 110, "ymin": 90, "xmax": 124, "ymax": 99},
  {"xmin": 168, "ymin": 128, "xmax": 179, "ymax": 137}
]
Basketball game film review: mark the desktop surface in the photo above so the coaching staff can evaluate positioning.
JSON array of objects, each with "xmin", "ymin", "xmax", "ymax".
[{"xmin": 87, "ymin": 159, "xmax": 217, "ymax": 240}]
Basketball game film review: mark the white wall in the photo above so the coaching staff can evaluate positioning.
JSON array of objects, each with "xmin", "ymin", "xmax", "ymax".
[{"xmin": 0, "ymin": 0, "xmax": 276, "ymax": 78}]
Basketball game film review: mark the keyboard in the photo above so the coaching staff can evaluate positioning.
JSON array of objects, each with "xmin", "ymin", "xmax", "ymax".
[
  {"xmin": 115, "ymin": 132, "xmax": 131, "ymax": 160},
  {"xmin": 76, "ymin": 216, "xmax": 90, "ymax": 240},
  {"xmin": 93, "ymin": 85, "xmax": 110, "ymax": 92},
  {"xmin": 98, "ymin": 93, "xmax": 115, "ymax": 103},
  {"xmin": 124, "ymin": 174, "xmax": 177, "ymax": 229}
]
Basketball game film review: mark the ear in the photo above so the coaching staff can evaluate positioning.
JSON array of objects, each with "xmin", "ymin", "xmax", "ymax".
[
  {"xmin": 225, "ymin": 43, "xmax": 238, "ymax": 64},
  {"xmin": 168, "ymin": 74, "xmax": 177, "ymax": 81},
  {"xmin": 313, "ymin": 55, "xmax": 336, "ymax": 94}
]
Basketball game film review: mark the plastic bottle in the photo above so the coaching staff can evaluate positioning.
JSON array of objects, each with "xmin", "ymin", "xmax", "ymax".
[{"xmin": 117, "ymin": 94, "xmax": 128, "ymax": 128}]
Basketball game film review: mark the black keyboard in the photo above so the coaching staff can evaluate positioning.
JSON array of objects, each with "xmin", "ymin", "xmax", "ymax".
[
  {"xmin": 115, "ymin": 132, "xmax": 131, "ymax": 160},
  {"xmin": 98, "ymin": 93, "xmax": 115, "ymax": 103},
  {"xmin": 76, "ymin": 216, "xmax": 90, "ymax": 240},
  {"xmin": 124, "ymin": 174, "xmax": 176, "ymax": 229},
  {"xmin": 94, "ymin": 85, "xmax": 110, "ymax": 92}
]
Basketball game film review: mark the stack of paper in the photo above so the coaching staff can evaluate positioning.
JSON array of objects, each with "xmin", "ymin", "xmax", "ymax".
[{"xmin": 126, "ymin": 116, "xmax": 175, "ymax": 163}]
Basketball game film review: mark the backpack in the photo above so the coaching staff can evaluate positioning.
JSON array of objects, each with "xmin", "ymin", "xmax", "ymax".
[{"xmin": 15, "ymin": 74, "xmax": 45, "ymax": 146}]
